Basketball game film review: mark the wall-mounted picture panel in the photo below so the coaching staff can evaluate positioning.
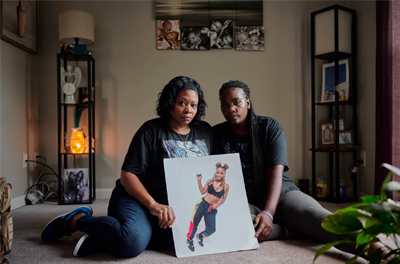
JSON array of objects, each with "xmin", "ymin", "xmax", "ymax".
[
  {"xmin": 236, "ymin": 0, "xmax": 263, "ymax": 26},
  {"xmin": 181, "ymin": 27, "xmax": 210, "ymax": 50},
  {"xmin": 155, "ymin": 0, "xmax": 182, "ymax": 20},
  {"xmin": 235, "ymin": 26, "xmax": 264, "ymax": 51},
  {"xmin": 182, "ymin": 0, "xmax": 210, "ymax": 27},
  {"xmin": 209, "ymin": 0, "xmax": 236, "ymax": 20},
  {"xmin": 157, "ymin": 20, "xmax": 181, "ymax": 50},
  {"xmin": 207, "ymin": 20, "xmax": 233, "ymax": 49}
]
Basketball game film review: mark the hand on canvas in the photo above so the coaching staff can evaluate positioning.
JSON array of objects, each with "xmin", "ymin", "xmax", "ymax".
[
  {"xmin": 196, "ymin": 174, "xmax": 202, "ymax": 181},
  {"xmin": 253, "ymin": 213, "xmax": 273, "ymax": 241},
  {"xmin": 149, "ymin": 203, "xmax": 176, "ymax": 229}
]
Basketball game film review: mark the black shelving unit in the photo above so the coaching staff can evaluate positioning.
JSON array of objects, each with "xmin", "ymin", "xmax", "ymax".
[
  {"xmin": 57, "ymin": 54, "xmax": 96, "ymax": 205},
  {"xmin": 311, "ymin": 5, "xmax": 358, "ymax": 203}
]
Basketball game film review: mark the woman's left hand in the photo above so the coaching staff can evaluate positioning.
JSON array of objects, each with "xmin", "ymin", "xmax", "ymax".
[
  {"xmin": 211, "ymin": 204, "xmax": 218, "ymax": 210},
  {"xmin": 253, "ymin": 212, "xmax": 273, "ymax": 241}
]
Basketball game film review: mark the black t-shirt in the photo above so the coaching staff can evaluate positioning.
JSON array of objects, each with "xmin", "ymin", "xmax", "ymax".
[
  {"xmin": 212, "ymin": 116, "xmax": 298, "ymax": 206},
  {"xmin": 121, "ymin": 118, "xmax": 213, "ymax": 205}
]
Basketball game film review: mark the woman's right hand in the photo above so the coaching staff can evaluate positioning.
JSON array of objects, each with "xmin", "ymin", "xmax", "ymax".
[
  {"xmin": 196, "ymin": 174, "xmax": 202, "ymax": 181},
  {"xmin": 149, "ymin": 203, "xmax": 176, "ymax": 229}
]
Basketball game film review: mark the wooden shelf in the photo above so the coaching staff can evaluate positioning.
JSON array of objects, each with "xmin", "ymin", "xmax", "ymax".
[{"xmin": 309, "ymin": 145, "xmax": 358, "ymax": 152}]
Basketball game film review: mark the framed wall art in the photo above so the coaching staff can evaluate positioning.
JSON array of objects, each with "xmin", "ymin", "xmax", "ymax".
[
  {"xmin": 1, "ymin": 0, "xmax": 37, "ymax": 54},
  {"xmin": 321, "ymin": 59, "xmax": 348, "ymax": 103}
]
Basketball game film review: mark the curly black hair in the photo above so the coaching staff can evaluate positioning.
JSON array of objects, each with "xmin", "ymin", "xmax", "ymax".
[
  {"xmin": 156, "ymin": 76, "xmax": 207, "ymax": 123},
  {"xmin": 219, "ymin": 80, "xmax": 267, "ymax": 206}
]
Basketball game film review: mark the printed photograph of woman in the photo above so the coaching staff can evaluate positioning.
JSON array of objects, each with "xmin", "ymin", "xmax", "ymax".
[{"xmin": 186, "ymin": 162, "xmax": 230, "ymax": 252}]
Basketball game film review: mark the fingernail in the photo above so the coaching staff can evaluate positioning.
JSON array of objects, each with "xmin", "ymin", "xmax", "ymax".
[{"xmin": 256, "ymin": 234, "xmax": 259, "ymax": 238}]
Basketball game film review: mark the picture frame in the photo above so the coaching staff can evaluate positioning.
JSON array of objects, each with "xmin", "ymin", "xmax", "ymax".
[
  {"xmin": 321, "ymin": 123, "xmax": 333, "ymax": 145},
  {"xmin": 321, "ymin": 59, "xmax": 349, "ymax": 103},
  {"xmin": 164, "ymin": 153, "xmax": 259, "ymax": 257},
  {"xmin": 1, "ymin": 0, "xmax": 37, "ymax": 54},
  {"xmin": 335, "ymin": 130, "xmax": 354, "ymax": 147},
  {"xmin": 63, "ymin": 168, "xmax": 89, "ymax": 204},
  {"xmin": 332, "ymin": 118, "xmax": 345, "ymax": 130}
]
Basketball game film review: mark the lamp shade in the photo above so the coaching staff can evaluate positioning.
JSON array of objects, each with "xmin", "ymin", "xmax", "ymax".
[
  {"xmin": 59, "ymin": 10, "xmax": 94, "ymax": 45},
  {"xmin": 314, "ymin": 8, "xmax": 351, "ymax": 55}
]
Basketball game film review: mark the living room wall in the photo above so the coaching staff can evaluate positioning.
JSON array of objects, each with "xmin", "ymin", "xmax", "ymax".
[
  {"xmin": 0, "ymin": 41, "xmax": 38, "ymax": 203},
  {"xmin": 0, "ymin": 0, "xmax": 377, "ymax": 205},
  {"xmin": 38, "ymin": 0, "xmax": 329, "ymax": 192}
]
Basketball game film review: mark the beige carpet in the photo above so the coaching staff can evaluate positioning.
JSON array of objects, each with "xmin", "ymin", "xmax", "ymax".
[{"xmin": 6, "ymin": 199, "xmax": 375, "ymax": 264}]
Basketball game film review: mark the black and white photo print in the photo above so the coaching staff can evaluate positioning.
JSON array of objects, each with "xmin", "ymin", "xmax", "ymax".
[
  {"xmin": 235, "ymin": 26, "xmax": 265, "ymax": 51},
  {"xmin": 181, "ymin": 27, "xmax": 210, "ymax": 50}
]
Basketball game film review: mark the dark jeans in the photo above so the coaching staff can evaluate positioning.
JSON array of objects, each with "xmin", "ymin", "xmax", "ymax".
[
  {"xmin": 187, "ymin": 198, "xmax": 217, "ymax": 240},
  {"xmin": 75, "ymin": 180, "xmax": 174, "ymax": 258}
]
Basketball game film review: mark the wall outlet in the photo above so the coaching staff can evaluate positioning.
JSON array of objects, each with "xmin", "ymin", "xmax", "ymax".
[
  {"xmin": 23, "ymin": 154, "xmax": 28, "ymax": 168},
  {"xmin": 361, "ymin": 151, "xmax": 366, "ymax": 167},
  {"xmin": 34, "ymin": 152, "xmax": 39, "ymax": 167}
]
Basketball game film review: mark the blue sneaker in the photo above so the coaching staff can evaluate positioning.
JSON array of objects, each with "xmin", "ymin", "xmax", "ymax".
[
  {"xmin": 41, "ymin": 205, "xmax": 93, "ymax": 242},
  {"xmin": 73, "ymin": 234, "xmax": 94, "ymax": 257}
]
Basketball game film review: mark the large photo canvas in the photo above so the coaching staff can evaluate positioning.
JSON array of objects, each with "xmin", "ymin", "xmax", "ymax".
[{"xmin": 164, "ymin": 153, "xmax": 259, "ymax": 257}]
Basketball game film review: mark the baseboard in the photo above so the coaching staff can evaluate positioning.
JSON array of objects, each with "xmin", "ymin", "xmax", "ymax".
[
  {"xmin": 11, "ymin": 188, "xmax": 114, "ymax": 211},
  {"xmin": 11, "ymin": 195, "xmax": 26, "ymax": 210}
]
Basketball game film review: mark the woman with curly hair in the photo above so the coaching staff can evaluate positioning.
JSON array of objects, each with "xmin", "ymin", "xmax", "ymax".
[
  {"xmin": 186, "ymin": 162, "xmax": 230, "ymax": 252},
  {"xmin": 41, "ymin": 76, "xmax": 212, "ymax": 258}
]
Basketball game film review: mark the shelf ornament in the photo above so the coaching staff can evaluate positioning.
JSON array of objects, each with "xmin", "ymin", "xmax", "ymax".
[
  {"xmin": 61, "ymin": 65, "xmax": 82, "ymax": 104},
  {"xmin": 70, "ymin": 127, "xmax": 85, "ymax": 154}
]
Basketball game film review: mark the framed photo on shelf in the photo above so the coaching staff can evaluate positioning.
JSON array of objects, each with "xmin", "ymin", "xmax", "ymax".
[
  {"xmin": 321, "ymin": 123, "xmax": 333, "ymax": 144},
  {"xmin": 335, "ymin": 130, "xmax": 354, "ymax": 147},
  {"xmin": 63, "ymin": 168, "xmax": 89, "ymax": 204},
  {"xmin": 332, "ymin": 118, "xmax": 345, "ymax": 130},
  {"xmin": 1, "ymin": 0, "xmax": 37, "ymax": 54},
  {"xmin": 321, "ymin": 59, "xmax": 349, "ymax": 103}
]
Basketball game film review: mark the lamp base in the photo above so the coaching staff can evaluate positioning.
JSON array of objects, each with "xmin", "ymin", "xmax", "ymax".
[{"xmin": 74, "ymin": 44, "xmax": 88, "ymax": 54}]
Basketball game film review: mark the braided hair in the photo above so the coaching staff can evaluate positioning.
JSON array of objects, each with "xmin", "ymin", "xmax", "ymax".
[
  {"xmin": 210, "ymin": 162, "xmax": 229, "ymax": 190},
  {"xmin": 219, "ymin": 80, "xmax": 267, "ymax": 205}
]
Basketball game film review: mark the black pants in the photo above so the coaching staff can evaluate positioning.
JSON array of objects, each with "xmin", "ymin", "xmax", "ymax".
[{"xmin": 186, "ymin": 198, "xmax": 217, "ymax": 240}]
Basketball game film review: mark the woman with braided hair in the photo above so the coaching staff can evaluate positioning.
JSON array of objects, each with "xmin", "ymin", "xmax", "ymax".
[
  {"xmin": 212, "ymin": 80, "xmax": 387, "ymax": 260},
  {"xmin": 186, "ymin": 162, "xmax": 230, "ymax": 252}
]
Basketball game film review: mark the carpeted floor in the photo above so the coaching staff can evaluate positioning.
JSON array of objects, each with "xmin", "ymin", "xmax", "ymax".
[{"xmin": 6, "ymin": 199, "xmax": 377, "ymax": 264}]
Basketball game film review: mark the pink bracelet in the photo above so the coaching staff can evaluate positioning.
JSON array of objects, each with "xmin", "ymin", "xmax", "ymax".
[{"xmin": 262, "ymin": 211, "xmax": 273, "ymax": 221}]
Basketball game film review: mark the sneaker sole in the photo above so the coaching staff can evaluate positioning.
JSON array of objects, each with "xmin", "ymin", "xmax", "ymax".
[
  {"xmin": 73, "ymin": 234, "xmax": 90, "ymax": 257},
  {"xmin": 41, "ymin": 205, "xmax": 93, "ymax": 242}
]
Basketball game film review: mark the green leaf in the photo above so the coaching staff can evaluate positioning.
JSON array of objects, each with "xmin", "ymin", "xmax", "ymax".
[
  {"xmin": 314, "ymin": 240, "xmax": 354, "ymax": 263},
  {"xmin": 381, "ymin": 171, "xmax": 392, "ymax": 200},
  {"xmin": 364, "ymin": 218, "xmax": 381, "ymax": 229},
  {"xmin": 335, "ymin": 207, "xmax": 372, "ymax": 218},
  {"xmin": 322, "ymin": 213, "xmax": 363, "ymax": 234},
  {"xmin": 361, "ymin": 195, "xmax": 380, "ymax": 203},
  {"xmin": 356, "ymin": 231, "xmax": 372, "ymax": 245}
]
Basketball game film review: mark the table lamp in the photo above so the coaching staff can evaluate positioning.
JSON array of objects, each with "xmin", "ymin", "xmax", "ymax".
[{"xmin": 59, "ymin": 10, "xmax": 94, "ymax": 54}]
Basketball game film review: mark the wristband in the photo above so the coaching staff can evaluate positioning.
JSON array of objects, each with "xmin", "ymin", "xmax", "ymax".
[{"xmin": 261, "ymin": 211, "xmax": 273, "ymax": 221}]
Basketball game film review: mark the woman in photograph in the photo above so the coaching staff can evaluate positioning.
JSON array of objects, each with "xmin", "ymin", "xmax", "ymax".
[
  {"xmin": 41, "ymin": 76, "xmax": 212, "ymax": 258},
  {"xmin": 212, "ymin": 80, "xmax": 388, "ymax": 259},
  {"xmin": 186, "ymin": 162, "xmax": 230, "ymax": 252}
]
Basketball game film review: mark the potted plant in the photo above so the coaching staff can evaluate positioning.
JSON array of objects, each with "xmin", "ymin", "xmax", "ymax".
[{"xmin": 314, "ymin": 163, "xmax": 400, "ymax": 264}]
